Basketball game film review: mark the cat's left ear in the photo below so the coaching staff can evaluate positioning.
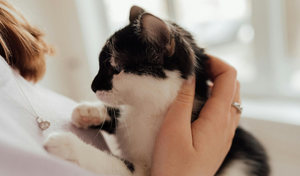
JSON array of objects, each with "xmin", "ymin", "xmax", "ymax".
[
  {"xmin": 140, "ymin": 14, "xmax": 175, "ymax": 57},
  {"xmin": 129, "ymin": 6, "xmax": 145, "ymax": 24}
]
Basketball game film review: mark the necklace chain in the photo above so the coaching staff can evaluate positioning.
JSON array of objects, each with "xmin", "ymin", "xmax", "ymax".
[{"xmin": 1, "ymin": 58, "xmax": 50, "ymax": 131}]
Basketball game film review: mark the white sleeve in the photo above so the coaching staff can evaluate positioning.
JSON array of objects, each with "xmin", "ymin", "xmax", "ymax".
[{"xmin": 0, "ymin": 57, "xmax": 111, "ymax": 176}]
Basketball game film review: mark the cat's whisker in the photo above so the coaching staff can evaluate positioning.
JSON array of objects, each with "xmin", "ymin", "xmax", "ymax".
[
  {"xmin": 102, "ymin": 48, "xmax": 112, "ymax": 56},
  {"xmin": 111, "ymin": 93, "xmax": 131, "ymax": 143},
  {"xmin": 91, "ymin": 112, "xmax": 104, "ymax": 141},
  {"xmin": 119, "ymin": 96, "xmax": 134, "ymax": 136},
  {"xmin": 97, "ymin": 112, "xmax": 107, "ymax": 135}
]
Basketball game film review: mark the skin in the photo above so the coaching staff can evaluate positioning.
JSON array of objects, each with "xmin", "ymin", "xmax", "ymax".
[{"xmin": 151, "ymin": 55, "xmax": 241, "ymax": 176}]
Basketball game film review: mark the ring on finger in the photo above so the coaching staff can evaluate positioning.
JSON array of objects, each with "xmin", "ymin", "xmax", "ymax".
[{"xmin": 231, "ymin": 102, "xmax": 243, "ymax": 114}]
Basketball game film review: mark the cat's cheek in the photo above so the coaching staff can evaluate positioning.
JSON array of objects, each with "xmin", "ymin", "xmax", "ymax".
[{"xmin": 112, "ymin": 72, "xmax": 130, "ymax": 94}]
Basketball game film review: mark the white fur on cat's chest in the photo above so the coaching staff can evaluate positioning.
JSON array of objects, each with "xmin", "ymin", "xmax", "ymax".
[{"xmin": 116, "ymin": 107, "xmax": 166, "ymax": 165}]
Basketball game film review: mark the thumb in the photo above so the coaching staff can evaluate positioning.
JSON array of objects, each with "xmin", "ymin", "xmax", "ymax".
[
  {"xmin": 160, "ymin": 76, "xmax": 195, "ymax": 142},
  {"xmin": 174, "ymin": 77, "xmax": 196, "ymax": 106}
]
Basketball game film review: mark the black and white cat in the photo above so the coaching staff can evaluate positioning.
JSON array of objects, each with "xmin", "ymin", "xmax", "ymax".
[{"xmin": 45, "ymin": 6, "xmax": 270, "ymax": 176}]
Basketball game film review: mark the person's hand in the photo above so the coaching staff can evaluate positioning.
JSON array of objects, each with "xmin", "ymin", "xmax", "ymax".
[{"xmin": 151, "ymin": 55, "xmax": 240, "ymax": 176}]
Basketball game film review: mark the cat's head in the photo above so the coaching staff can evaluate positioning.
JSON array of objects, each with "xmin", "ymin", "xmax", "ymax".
[{"xmin": 91, "ymin": 6, "xmax": 201, "ymax": 108}]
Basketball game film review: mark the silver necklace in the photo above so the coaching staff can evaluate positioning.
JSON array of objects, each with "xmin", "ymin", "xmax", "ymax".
[{"xmin": 1, "ymin": 58, "xmax": 50, "ymax": 131}]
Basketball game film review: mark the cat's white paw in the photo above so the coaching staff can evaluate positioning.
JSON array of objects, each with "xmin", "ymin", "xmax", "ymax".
[
  {"xmin": 71, "ymin": 103, "xmax": 108, "ymax": 129},
  {"xmin": 44, "ymin": 132, "xmax": 83, "ymax": 164},
  {"xmin": 44, "ymin": 133, "xmax": 134, "ymax": 176}
]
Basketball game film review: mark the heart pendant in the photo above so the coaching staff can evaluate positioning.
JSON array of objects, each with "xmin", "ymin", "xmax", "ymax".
[
  {"xmin": 39, "ymin": 121, "xmax": 50, "ymax": 131},
  {"xmin": 36, "ymin": 116, "xmax": 50, "ymax": 131}
]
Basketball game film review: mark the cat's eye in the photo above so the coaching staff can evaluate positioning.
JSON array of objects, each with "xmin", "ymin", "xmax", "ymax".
[{"xmin": 115, "ymin": 65, "xmax": 122, "ymax": 73}]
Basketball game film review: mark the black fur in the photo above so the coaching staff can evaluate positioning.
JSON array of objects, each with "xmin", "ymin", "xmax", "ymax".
[
  {"xmin": 90, "ymin": 107, "xmax": 120, "ymax": 134},
  {"xmin": 217, "ymin": 127, "xmax": 270, "ymax": 176},
  {"xmin": 123, "ymin": 160, "xmax": 135, "ymax": 173},
  {"xmin": 91, "ymin": 49, "xmax": 114, "ymax": 92},
  {"xmin": 111, "ymin": 154, "xmax": 135, "ymax": 173},
  {"xmin": 90, "ymin": 6, "xmax": 270, "ymax": 176}
]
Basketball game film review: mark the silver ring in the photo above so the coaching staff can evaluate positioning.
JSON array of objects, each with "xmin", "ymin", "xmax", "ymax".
[{"xmin": 231, "ymin": 102, "xmax": 243, "ymax": 114}]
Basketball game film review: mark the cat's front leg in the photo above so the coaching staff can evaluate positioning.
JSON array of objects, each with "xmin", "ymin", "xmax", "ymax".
[
  {"xmin": 44, "ymin": 132, "xmax": 134, "ymax": 176},
  {"xmin": 71, "ymin": 102, "xmax": 110, "ymax": 129}
]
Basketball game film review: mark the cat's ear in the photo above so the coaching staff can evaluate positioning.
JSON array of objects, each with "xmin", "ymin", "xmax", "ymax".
[
  {"xmin": 140, "ymin": 14, "xmax": 175, "ymax": 57},
  {"xmin": 129, "ymin": 6, "xmax": 145, "ymax": 24}
]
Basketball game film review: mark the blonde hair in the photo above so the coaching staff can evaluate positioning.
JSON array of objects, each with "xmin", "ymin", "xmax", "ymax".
[{"xmin": 0, "ymin": 0, "xmax": 54, "ymax": 82}]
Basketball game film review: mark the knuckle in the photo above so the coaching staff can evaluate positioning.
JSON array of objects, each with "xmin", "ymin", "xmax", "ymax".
[
  {"xmin": 176, "ymin": 89, "xmax": 194, "ymax": 104},
  {"xmin": 225, "ymin": 65, "xmax": 237, "ymax": 78},
  {"xmin": 175, "ymin": 93, "xmax": 193, "ymax": 104},
  {"xmin": 230, "ymin": 66, "xmax": 238, "ymax": 78}
]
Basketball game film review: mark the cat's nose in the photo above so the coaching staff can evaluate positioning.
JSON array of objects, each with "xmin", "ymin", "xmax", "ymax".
[
  {"xmin": 91, "ymin": 73, "xmax": 113, "ymax": 92},
  {"xmin": 91, "ymin": 84, "xmax": 97, "ymax": 93},
  {"xmin": 91, "ymin": 76, "xmax": 99, "ymax": 93}
]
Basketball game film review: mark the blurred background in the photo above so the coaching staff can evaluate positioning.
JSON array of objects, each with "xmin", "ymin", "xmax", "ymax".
[{"xmin": 9, "ymin": 0, "xmax": 300, "ymax": 126}]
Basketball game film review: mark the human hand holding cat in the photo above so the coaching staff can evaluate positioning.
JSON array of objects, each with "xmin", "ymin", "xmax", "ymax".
[{"xmin": 151, "ymin": 55, "xmax": 240, "ymax": 176}]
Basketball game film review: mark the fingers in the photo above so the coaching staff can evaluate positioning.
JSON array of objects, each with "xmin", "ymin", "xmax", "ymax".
[
  {"xmin": 159, "ymin": 76, "xmax": 196, "ymax": 145},
  {"xmin": 151, "ymin": 77, "xmax": 196, "ymax": 174},
  {"xmin": 206, "ymin": 55, "xmax": 237, "ymax": 117},
  {"xmin": 191, "ymin": 55, "xmax": 238, "ymax": 149},
  {"xmin": 197, "ymin": 55, "xmax": 237, "ymax": 124}
]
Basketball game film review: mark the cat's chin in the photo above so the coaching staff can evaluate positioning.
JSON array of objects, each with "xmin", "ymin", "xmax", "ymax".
[{"xmin": 95, "ymin": 91, "xmax": 120, "ymax": 107}]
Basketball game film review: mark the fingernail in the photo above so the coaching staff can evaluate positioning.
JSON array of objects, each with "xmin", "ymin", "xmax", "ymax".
[{"xmin": 185, "ymin": 76, "xmax": 195, "ymax": 84}]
